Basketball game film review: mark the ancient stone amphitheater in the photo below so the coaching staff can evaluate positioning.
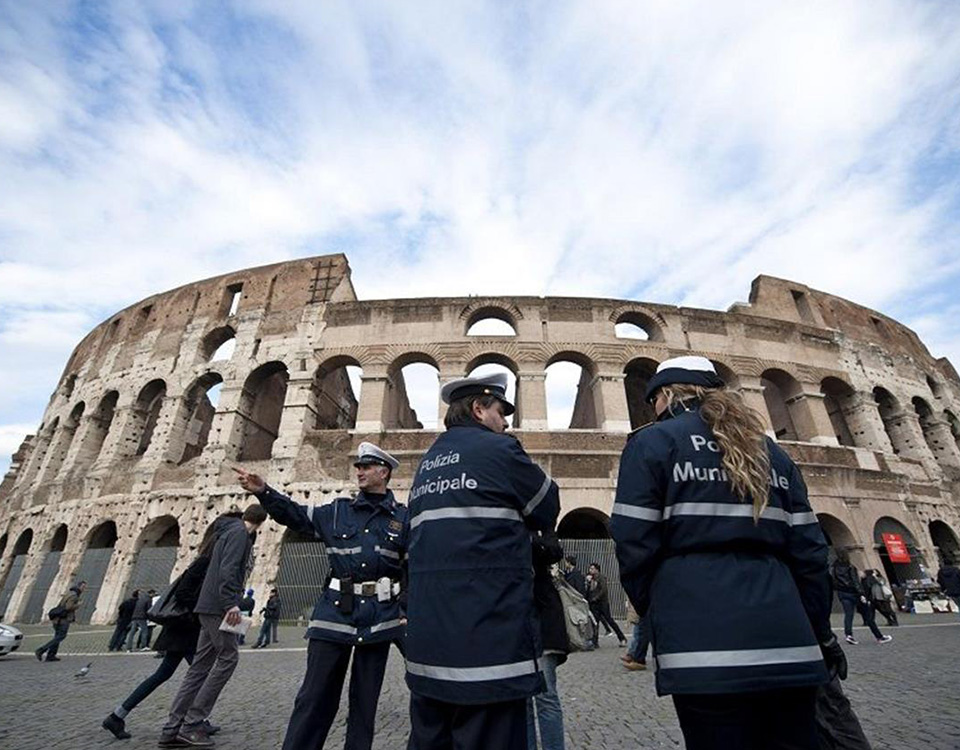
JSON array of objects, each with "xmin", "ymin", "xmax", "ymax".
[{"xmin": 1, "ymin": 254, "xmax": 959, "ymax": 625}]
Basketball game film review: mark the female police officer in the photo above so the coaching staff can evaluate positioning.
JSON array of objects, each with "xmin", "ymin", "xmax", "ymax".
[{"xmin": 610, "ymin": 356, "xmax": 846, "ymax": 750}]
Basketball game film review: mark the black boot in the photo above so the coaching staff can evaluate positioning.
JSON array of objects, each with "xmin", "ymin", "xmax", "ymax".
[{"xmin": 102, "ymin": 712, "xmax": 132, "ymax": 739}]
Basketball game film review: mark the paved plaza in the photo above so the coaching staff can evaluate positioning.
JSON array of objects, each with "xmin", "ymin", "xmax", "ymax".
[{"xmin": 0, "ymin": 616, "xmax": 958, "ymax": 750}]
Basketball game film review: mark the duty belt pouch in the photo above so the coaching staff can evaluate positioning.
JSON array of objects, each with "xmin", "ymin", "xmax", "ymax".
[
  {"xmin": 339, "ymin": 576, "xmax": 354, "ymax": 615},
  {"xmin": 376, "ymin": 578, "xmax": 391, "ymax": 602}
]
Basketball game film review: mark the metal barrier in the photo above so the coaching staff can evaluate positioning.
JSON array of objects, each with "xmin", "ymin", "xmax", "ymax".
[
  {"xmin": 127, "ymin": 547, "xmax": 178, "ymax": 600},
  {"xmin": 559, "ymin": 539, "xmax": 627, "ymax": 619},
  {"xmin": 73, "ymin": 548, "xmax": 114, "ymax": 624},
  {"xmin": 21, "ymin": 551, "xmax": 62, "ymax": 623},
  {"xmin": 0, "ymin": 555, "xmax": 26, "ymax": 621}
]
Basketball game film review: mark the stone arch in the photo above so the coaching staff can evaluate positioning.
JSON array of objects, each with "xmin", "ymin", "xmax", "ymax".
[
  {"xmin": 624, "ymin": 357, "xmax": 659, "ymax": 430},
  {"xmin": 926, "ymin": 374, "xmax": 943, "ymax": 399},
  {"xmin": 0, "ymin": 533, "xmax": 6, "ymax": 560},
  {"xmin": 820, "ymin": 377, "xmax": 857, "ymax": 447},
  {"xmin": 313, "ymin": 355, "xmax": 362, "ymax": 430},
  {"xmin": 610, "ymin": 308, "xmax": 665, "ymax": 342},
  {"xmin": 202, "ymin": 325, "xmax": 237, "ymax": 362},
  {"xmin": 387, "ymin": 352, "xmax": 441, "ymax": 429},
  {"xmin": 465, "ymin": 306, "xmax": 519, "ymax": 337},
  {"xmin": 12, "ymin": 528, "xmax": 33, "ymax": 556},
  {"xmin": 86, "ymin": 520, "xmax": 118, "ymax": 549},
  {"xmin": 0, "ymin": 529, "xmax": 33, "ymax": 620},
  {"xmin": 557, "ymin": 508, "xmax": 610, "ymax": 539},
  {"xmin": 42, "ymin": 402, "xmax": 84, "ymax": 481},
  {"xmin": 710, "ymin": 360, "xmax": 741, "ymax": 389},
  {"xmin": 129, "ymin": 516, "xmax": 180, "ymax": 598},
  {"xmin": 465, "ymin": 353, "xmax": 520, "ymax": 426},
  {"xmin": 276, "ymin": 526, "xmax": 328, "ymax": 622},
  {"xmin": 75, "ymin": 520, "xmax": 118, "ymax": 623},
  {"xmin": 130, "ymin": 379, "xmax": 167, "ymax": 456},
  {"xmin": 47, "ymin": 524, "xmax": 69, "ymax": 553},
  {"xmin": 61, "ymin": 373, "xmax": 78, "ymax": 399},
  {"xmin": 873, "ymin": 387, "xmax": 911, "ymax": 456},
  {"xmin": 911, "ymin": 395, "xmax": 958, "ymax": 466},
  {"xmin": 75, "ymin": 390, "xmax": 119, "ymax": 469},
  {"xmin": 761, "ymin": 368, "xmax": 803, "ymax": 441},
  {"xmin": 545, "ymin": 351, "xmax": 600, "ymax": 429},
  {"xmin": 945, "ymin": 410, "xmax": 960, "ymax": 452},
  {"xmin": 177, "ymin": 372, "xmax": 224, "ymax": 464},
  {"xmin": 237, "ymin": 361, "xmax": 289, "ymax": 460},
  {"xmin": 929, "ymin": 520, "xmax": 960, "ymax": 565},
  {"xmin": 873, "ymin": 516, "xmax": 924, "ymax": 585},
  {"xmin": 816, "ymin": 513, "xmax": 859, "ymax": 565},
  {"xmin": 21, "ymin": 524, "xmax": 70, "ymax": 623}
]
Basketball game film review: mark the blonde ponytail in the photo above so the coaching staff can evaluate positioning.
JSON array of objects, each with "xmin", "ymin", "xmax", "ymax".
[{"xmin": 661, "ymin": 384, "xmax": 772, "ymax": 521}]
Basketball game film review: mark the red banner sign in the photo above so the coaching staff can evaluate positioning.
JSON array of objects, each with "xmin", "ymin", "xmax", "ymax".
[{"xmin": 882, "ymin": 533, "xmax": 911, "ymax": 563}]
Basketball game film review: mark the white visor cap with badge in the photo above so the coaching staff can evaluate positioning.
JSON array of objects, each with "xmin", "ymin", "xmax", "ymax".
[
  {"xmin": 644, "ymin": 356, "xmax": 726, "ymax": 403},
  {"xmin": 353, "ymin": 442, "xmax": 400, "ymax": 470},
  {"xmin": 439, "ymin": 372, "xmax": 516, "ymax": 415}
]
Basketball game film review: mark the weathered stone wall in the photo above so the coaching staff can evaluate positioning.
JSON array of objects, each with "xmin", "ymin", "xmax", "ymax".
[{"xmin": 0, "ymin": 256, "xmax": 958, "ymax": 623}]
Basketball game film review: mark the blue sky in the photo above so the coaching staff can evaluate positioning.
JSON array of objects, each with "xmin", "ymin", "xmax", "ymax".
[{"xmin": 2, "ymin": 0, "xmax": 960, "ymax": 471}]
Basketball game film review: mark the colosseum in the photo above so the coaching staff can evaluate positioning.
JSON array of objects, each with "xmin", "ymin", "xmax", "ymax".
[{"xmin": 1, "ymin": 253, "xmax": 959, "ymax": 625}]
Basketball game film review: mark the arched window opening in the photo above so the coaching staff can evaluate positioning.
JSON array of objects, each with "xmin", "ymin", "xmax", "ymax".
[
  {"xmin": 76, "ymin": 391, "xmax": 119, "ymax": 468},
  {"xmin": 74, "ymin": 520, "xmax": 118, "ymax": 623},
  {"xmin": 820, "ymin": 378, "xmax": 857, "ymax": 447},
  {"xmin": 913, "ymin": 396, "xmax": 946, "ymax": 462},
  {"xmin": 929, "ymin": 520, "xmax": 960, "ymax": 565},
  {"xmin": 710, "ymin": 361, "xmax": 741, "ymax": 390},
  {"xmin": 614, "ymin": 311, "xmax": 663, "ymax": 342},
  {"xmin": 43, "ymin": 403, "xmax": 84, "ymax": 480},
  {"xmin": 386, "ymin": 356, "xmax": 440, "ymax": 429},
  {"xmin": 624, "ymin": 358, "xmax": 659, "ymax": 430},
  {"xmin": 557, "ymin": 509, "xmax": 610, "ymax": 539},
  {"xmin": 201, "ymin": 326, "xmax": 237, "ymax": 362},
  {"xmin": 277, "ymin": 527, "xmax": 329, "ymax": 623},
  {"xmin": 761, "ymin": 369, "xmax": 802, "ymax": 441},
  {"xmin": 62, "ymin": 374, "xmax": 77, "ymax": 399},
  {"xmin": 22, "ymin": 524, "xmax": 69, "ymax": 623},
  {"xmin": 88, "ymin": 521, "xmax": 118, "ymax": 550},
  {"xmin": 178, "ymin": 373, "xmax": 224, "ymax": 465},
  {"xmin": 466, "ymin": 308, "xmax": 517, "ymax": 337},
  {"xmin": 873, "ymin": 517, "xmax": 924, "ymax": 586},
  {"xmin": 0, "ymin": 530, "xmax": 34, "ymax": 620},
  {"xmin": 12, "ymin": 529, "xmax": 33, "ymax": 556},
  {"xmin": 210, "ymin": 338, "xmax": 236, "ymax": 362},
  {"xmin": 545, "ymin": 354, "xmax": 598, "ymax": 429},
  {"xmin": 874, "ymin": 387, "xmax": 909, "ymax": 455},
  {"xmin": 816, "ymin": 514, "xmax": 858, "ymax": 565},
  {"xmin": 313, "ymin": 358, "xmax": 362, "ymax": 430},
  {"xmin": 130, "ymin": 380, "xmax": 166, "ymax": 456},
  {"xmin": 945, "ymin": 410, "xmax": 960, "ymax": 452},
  {"xmin": 465, "ymin": 358, "xmax": 518, "ymax": 428},
  {"xmin": 129, "ymin": 517, "xmax": 180, "ymax": 598},
  {"xmin": 49, "ymin": 524, "xmax": 68, "ymax": 552},
  {"xmin": 0, "ymin": 533, "xmax": 7, "ymax": 560},
  {"xmin": 238, "ymin": 362, "xmax": 289, "ymax": 461},
  {"xmin": 926, "ymin": 375, "xmax": 942, "ymax": 399}
]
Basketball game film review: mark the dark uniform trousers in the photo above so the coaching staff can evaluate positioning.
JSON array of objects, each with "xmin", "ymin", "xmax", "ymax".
[
  {"xmin": 408, "ymin": 694, "xmax": 528, "ymax": 750},
  {"xmin": 672, "ymin": 687, "xmax": 819, "ymax": 750},
  {"xmin": 283, "ymin": 639, "xmax": 392, "ymax": 750}
]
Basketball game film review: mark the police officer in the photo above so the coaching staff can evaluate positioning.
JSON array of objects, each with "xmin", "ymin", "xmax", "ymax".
[
  {"xmin": 405, "ymin": 372, "xmax": 560, "ymax": 750},
  {"xmin": 609, "ymin": 356, "xmax": 845, "ymax": 750},
  {"xmin": 235, "ymin": 442, "xmax": 408, "ymax": 750}
]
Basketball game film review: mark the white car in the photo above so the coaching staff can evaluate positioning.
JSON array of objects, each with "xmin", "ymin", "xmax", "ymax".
[{"xmin": 0, "ymin": 623, "xmax": 23, "ymax": 656}]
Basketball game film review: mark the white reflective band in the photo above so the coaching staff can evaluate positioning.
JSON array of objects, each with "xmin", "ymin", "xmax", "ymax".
[
  {"xmin": 370, "ymin": 619, "xmax": 404, "ymax": 633},
  {"xmin": 612, "ymin": 503, "xmax": 663, "ymax": 523},
  {"xmin": 410, "ymin": 506, "xmax": 523, "ymax": 530},
  {"xmin": 523, "ymin": 474, "xmax": 553, "ymax": 516},
  {"xmin": 306, "ymin": 504, "xmax": 318, "ymax": 522},
  {"xmin": 657, "ymin": 645, "xmax": 823, "ymax": 670},
  {"xmin": 375, "ymin": 545, "xmax": 400, "ymax": 560},
  {"xmin": 308, "ymin": 620, "xmax": 357, "ymax": 635},
  {"xmin": 327, "ymin": 546, "xmax": 362, "ymax": 555},
  {"xmin": 406, "ymin": 658, "xmax": 539, "ymax": 682},
  {"xmin": 662, "ymin": 503, "xmax": 819, "ymax": 526}
]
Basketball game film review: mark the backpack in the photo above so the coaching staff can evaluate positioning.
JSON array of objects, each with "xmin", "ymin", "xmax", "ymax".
[
  {"xmin": 47, "ymin": 605, "xmax": 68, "ymax": 621},
  {"xmin": 552, "ymin": 572, "xmax": 597, "ymax": 652}
]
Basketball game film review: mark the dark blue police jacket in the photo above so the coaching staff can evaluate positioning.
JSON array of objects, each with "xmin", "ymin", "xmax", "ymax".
[
  {"xmin": 610, "ymin": 405, "xmax": 832, "ymax": 696},
  {"xmin": 405, "ymin": 422, "xmax": 560, "ymax": 705},
  {"xmin": 256, "ymin": 486, "xmax": 408, "ymax": 646}
]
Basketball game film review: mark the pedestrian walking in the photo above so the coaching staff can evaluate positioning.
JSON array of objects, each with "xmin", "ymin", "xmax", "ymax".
[
  {"xmin": 35, "ymin": 581, "xmax": 85, "ymax": 662},
  {"xmin": 146, "ymin": 589, "xmax": 160, "ymax": 648},
  {"xmin": 157, "ymin": 503, "xmax": 267, "ymax": 748},
  {"xmin": 527, "ymin": 529, "xmax": 570, "ymax": 750},
  {"xmin": 102, "ymin": 546, "xmax": 219, "ymax": 740},
  {"xmin": 862, "ymin": 569, "xmax": 898, "ymax": 627},
  {"xmin": 252, "ymin": 589, "xmax": 280, "ymax": 648},
  {"xmin": 621, "ymin": 599, "xmax": 650, "ymax": 671},
  {"xmin": 831, "ymin": 552, "xmax": 891, "ymax": 645},
  {"xmin": 109, "ymin": 590, "xmax": 138, "ymax": 652},
  {"xmin": 936, "ymin": 556, "xmax": 960, "ymax": 618},
  {"xmin": 236, "ymin": 441, "xmax": 408, "ymax": 750},
  {"xmin": 610, "ymin": 356, "xmax": 845, "ymax": 750},
  {"xmin": 238, "ymin": 588, "xmax": 255, "ymax": 645},
  {"xmin": 405, "ymin": 372, "xmax": 560, "ymax": 750},
  {"xmin": 562, "ymin": 556, "xmax": 587, "ymax": 597},
  {"xmin": 585, "ymin": 562, "xmax": 627, "ymax": 647},
  {"xmin": 126, "ymin": 587, "xmax": 152, "ymax": 651}
]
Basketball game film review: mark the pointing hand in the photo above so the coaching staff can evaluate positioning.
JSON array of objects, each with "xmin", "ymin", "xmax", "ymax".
[{"xmin": 234, "ymin": 466, "xmax": 266, "ymax": 494}]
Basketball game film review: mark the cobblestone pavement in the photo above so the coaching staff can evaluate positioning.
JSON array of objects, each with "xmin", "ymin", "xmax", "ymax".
[{"xmin": 1, "ymin": 615, "xmax": 958, "ymax": 749}]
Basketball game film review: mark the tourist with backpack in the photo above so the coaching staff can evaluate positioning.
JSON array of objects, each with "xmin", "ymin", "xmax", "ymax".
[{"xmin": 35, "ymin": 581, "xmax": 85, "ymax": 662}]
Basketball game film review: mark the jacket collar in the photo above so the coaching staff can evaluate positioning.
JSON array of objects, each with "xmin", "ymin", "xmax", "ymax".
[{"xmin": 353, "ymin": 489, "xmax": 397, "ymax": 512}]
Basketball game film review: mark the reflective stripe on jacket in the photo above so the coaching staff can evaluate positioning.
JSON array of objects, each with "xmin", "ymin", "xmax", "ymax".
[
  {"xmin": 405, "ymin": 422, "xmax": 560, "ymax": 705},
  {"xmin": 257, "ymin": 486, "xmax": 408, "ymax": 645},
  {"xmin": 610, "ymin": 407, "xmax": 831, "ymax": 696}
]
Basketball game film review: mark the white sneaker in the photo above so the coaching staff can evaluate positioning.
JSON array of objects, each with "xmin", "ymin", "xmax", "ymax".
[
  {"xmin": 844, "ymin": 635, "xmax": 859, "ymax": 645},
  {"xmin": 877, "ymin": 635, "xmax": 893, "ymax": 644}
]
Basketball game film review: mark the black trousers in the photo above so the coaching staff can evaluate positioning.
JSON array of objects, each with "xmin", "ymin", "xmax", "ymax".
[
  {"xmin": 283, "ymin": 638, "xmax": 391, "ymax": 750},
  {"xmin": 408, "ymin": 693, "xmax": 528, "ymax": 750},
  {"xmin": 589, "ymin": 601, "xmax": 625, "ymax": 644},
  {"xmin": 673, "ymin": 687, "xmax": 819, "ymax": 750}
]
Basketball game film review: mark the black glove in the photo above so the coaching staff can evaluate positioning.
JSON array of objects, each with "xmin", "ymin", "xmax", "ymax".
[{"xmin": 820, "ymin": 634, "xmax": 848, "ymax": 681}]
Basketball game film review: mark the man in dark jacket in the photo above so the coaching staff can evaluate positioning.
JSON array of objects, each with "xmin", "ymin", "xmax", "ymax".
[
  {"xmin": 109, "ymin": 590, "xmax": 139, "ymax": 652},
  {"xmin": 159, "ymin": 504, "xmax": 266, "ymax": 748},
  {"xmin": 253, "ymin": 589, "xmax": 280, "ymax": 648},
  {"xmin": 237, "ymin": 441, "xmax": 408, "ymax": 750},
  {"xmin": 586, "ymin": 563, "xmax": 626, "ymax": 647},
  {"xmin": 405, "ymin": 372, "xmax": 560, "ymax": 750},
  {"xmin": 35, "ymin": 580, "xmax": 85, "ymax": 662},
  {"xmin": 126, "ymin": 587, "xmax": 152, "ymax": 651},
  {"xmin": 831, "ymin": 552, "xmax": 890, "ymax": 645},
  {"xmin": 238, "ymin": 589, "xmax": 255, "ymax": 645},
  {"xmin": 937, "ymin": 556, "xmax": 960, "ymax": 616},
  {"xmin": 527, "ymin": 530, "xmax": 569, "ymax": 750},
  {"xmin": 563, "ymin": 556, "xmax": 587, "ymax": 597}
]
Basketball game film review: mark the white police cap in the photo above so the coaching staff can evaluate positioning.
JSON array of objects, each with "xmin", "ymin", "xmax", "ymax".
[
  {"xmin": 440, "ymin": 372, "xmax": 515, "ymax": 415},
  {"xmin": 353, "ymin": 441, "xmax": 399, "ymax": 470},
  {"xmin": 644, "ymin": 356, "xmax": 725, "ymax": 403}
]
